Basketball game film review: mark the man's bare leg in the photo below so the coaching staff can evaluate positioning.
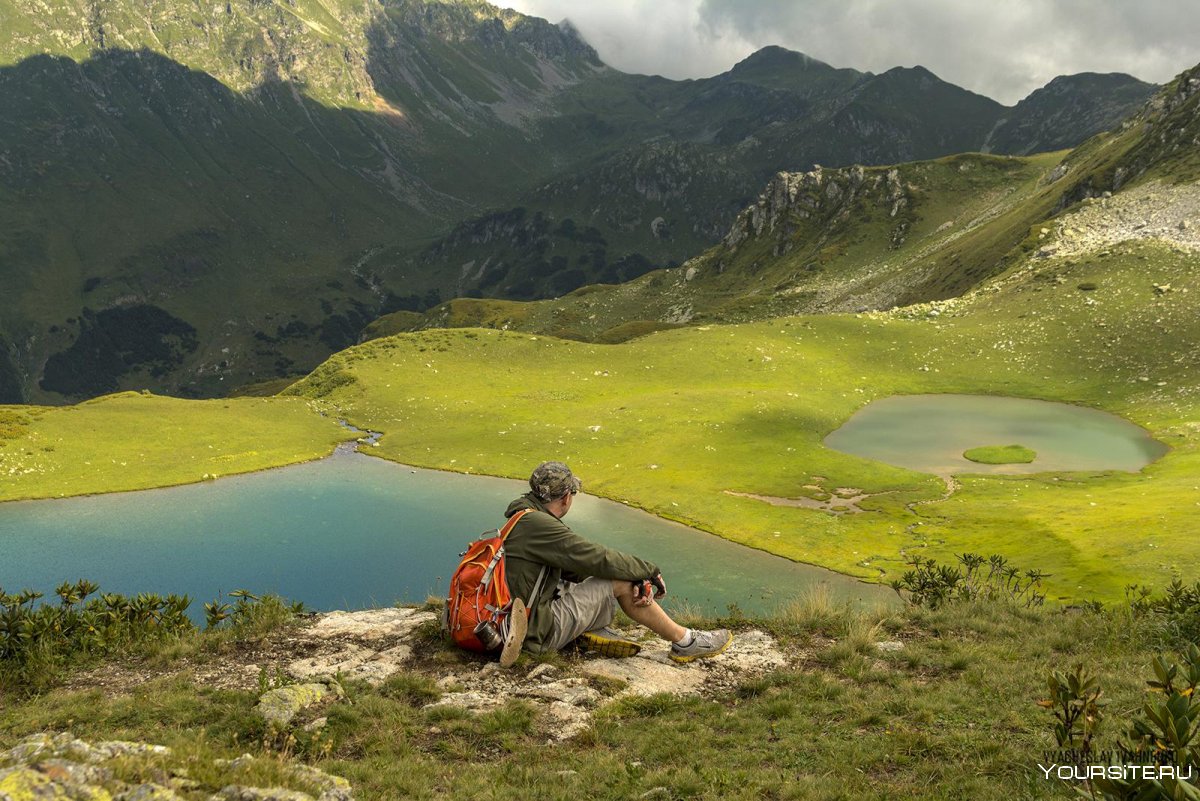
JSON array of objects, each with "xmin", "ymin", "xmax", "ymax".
[{"xmin": 611, "ymin": 579, "xmax": 686, "ymax": 642}]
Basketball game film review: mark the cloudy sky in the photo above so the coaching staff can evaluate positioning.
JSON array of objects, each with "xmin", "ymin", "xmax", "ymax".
[{"xmin": 502, "ymin": 0, "xmax": 1200, "ymax": 105}]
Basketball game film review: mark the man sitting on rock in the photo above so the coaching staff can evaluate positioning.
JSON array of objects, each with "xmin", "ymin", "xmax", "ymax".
[{"xmin": 501, "ymin": 461, "xmax": 733, "ymax": 664}]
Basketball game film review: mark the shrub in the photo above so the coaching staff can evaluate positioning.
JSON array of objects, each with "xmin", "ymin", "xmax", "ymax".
[
  {"xmin": 891, "ymin": 553, "xmax": 1047, "ymax": 609},
  {"xmin": 1, "ymin": 580, "xmax": 303, "ymax": 694},
  {"xmin": 0, "ymin": 579, "xmax": 193, "ymax": 692},
  {"xmin": 1127, "ymin": 579, "xmax": 1200, "ymax": 647},
  {"xmin": 1041, "ymin": 646, "xmax": 1200, "ymax": 799}
]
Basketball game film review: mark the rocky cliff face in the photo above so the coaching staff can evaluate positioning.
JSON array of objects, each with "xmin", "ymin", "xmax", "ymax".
[{"xmin": 723, "ymin": 164, "xmax": 909, "ymax": 252}]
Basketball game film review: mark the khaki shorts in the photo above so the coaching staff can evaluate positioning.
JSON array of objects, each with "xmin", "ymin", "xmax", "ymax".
[{"xmin": 543, "ymin": 577, "xmax": 618, "ymax": 652}]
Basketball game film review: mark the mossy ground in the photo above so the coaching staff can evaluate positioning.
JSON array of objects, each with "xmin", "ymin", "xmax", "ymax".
[{"xmin": 964, "ymin": 445, "xmax": 1037, "ymax": 464}]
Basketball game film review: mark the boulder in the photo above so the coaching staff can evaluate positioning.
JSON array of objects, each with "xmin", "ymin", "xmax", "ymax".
[
  {"xmin": 121, "ymin": 784, "xmax": 187, "ymax": 800},
  {"xmin": 256, "ymin": 682, "xmax": 342, "ymax": 728},
  {"xmin": 516, "ymin": 679, "xmax": 601, "ymax": 706},
  {"xmin": 215, "ymin": 788, "xmax": 316, "ymax": 801},
  {"xmin": 307, "ymin": 608, "xmax": 435, "ymax": 641}
]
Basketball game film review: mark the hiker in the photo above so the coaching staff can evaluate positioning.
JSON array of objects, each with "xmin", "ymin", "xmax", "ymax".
[{"xmin": 500, "ymin": 461, "xmax": 733, "ymax": 663}]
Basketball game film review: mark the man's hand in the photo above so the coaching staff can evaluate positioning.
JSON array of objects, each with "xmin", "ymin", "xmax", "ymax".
[
  {"xmin": 650, "ymin": 573, "xmax": 667, "ymax": 598},
  {"xmin": 631, "ymin": 579, "xmax": 655, "ymax": 606}
]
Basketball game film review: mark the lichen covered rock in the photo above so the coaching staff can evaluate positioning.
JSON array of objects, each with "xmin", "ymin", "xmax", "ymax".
[
  {"xmin": 0, "ymin": 735, "xmax": 354, "ymax": 801},
  {"xmin": 255, "ymin": 682, "xmax": 342, "ymax": 729}
]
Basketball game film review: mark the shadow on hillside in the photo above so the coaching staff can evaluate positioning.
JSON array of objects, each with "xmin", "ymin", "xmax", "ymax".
[{"xmin": 0, "ymin": 48, "xmax": 459, "ymax": 402}]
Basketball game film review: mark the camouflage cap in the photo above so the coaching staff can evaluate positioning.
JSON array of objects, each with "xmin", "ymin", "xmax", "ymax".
[{"xmin": 529, "ymin": 461, "xmax": 582, "ymax": 502}]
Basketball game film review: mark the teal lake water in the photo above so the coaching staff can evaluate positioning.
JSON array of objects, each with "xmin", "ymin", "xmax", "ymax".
[
  {"xmin": 824, "ymin": 394, "xmax": 1168, "ymax": 475},
  {"xmin": 0, "ymin": 451, "xmax": 895, "ymax": 619}
]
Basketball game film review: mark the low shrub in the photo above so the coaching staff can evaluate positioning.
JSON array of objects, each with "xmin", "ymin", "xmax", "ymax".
[
  {"xmin": 891, "ymin": 552, "xmax": 1047, "ymax": 609},
  {"xmin": 1041, "ymin": 645, "xmax": 1200, "ymax": 799},
  {"xmin": 1, "ymin": 580, "xmax": 302, "ymax": 694}
]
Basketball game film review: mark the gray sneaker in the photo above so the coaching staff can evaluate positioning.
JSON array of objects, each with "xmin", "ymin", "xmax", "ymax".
[{"xmin": 669, "ymin": 629, "xmax": 733, "ymax": 664}]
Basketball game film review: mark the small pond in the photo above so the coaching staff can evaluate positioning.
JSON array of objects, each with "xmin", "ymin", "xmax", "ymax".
[
  {"xmin": 0, "ymin": 451, "xmax": 896, "ymax": 620},
  {"xmin": 824, "ymin": 394, "xmax": 1168, "ymax": 475}
]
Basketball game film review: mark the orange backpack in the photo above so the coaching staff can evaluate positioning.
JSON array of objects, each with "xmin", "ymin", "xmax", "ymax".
[{"xmin": 446, "ymin": 509, "xmax": 549, "ymax": 653}]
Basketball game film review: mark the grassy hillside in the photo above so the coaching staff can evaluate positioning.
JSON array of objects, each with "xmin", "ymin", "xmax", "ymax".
[
  {"xmin": 4, "ymin": 157, "xmax": 1198, "ymax": 605},
  {"xmin": 3, "ymin": 61, "xmax": 1195, "ymax": 603},
  {"xmin": 1, "ymin": 595, "xmax": 1190, "ymax": 800},
  {"xmin": 391, "ymin": 60, "xmax": 1197, "ymax": 344},
  {"xmin": 9, "ymin": 229, "xmax": 1197, "ymax": 601},
  {"xmin": 375, "ymin": 150, "xmax": 1068, "ymax": 341},
  {"xmin": 0, "ymin": 393, "xmax": 352, "ymax": 501}
]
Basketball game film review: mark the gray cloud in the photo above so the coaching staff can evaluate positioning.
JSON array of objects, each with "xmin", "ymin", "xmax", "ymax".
[{"xmin": 502, "ymin": 0, "xmax": 1200, "ymax": 104}]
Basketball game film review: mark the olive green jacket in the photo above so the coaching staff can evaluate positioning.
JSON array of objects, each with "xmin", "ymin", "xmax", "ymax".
[{"xmin": 503, "ymin": 493, "xmax": 659, "ymax": 651}]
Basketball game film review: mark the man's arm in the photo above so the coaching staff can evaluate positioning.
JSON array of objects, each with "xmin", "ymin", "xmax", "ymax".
[{"xmin": 513, "ymin": 513, "xmax": 658, "ymax": 581}]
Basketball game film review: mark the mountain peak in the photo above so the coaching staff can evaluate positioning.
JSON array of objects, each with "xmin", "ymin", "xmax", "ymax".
[
  {"xmin": 1025, "ymin": 71, "xmax": 1154, "ymax": 98},
  {"xmin": 729, "ymin": 46, "xmax": 836, "ymax": 75}
]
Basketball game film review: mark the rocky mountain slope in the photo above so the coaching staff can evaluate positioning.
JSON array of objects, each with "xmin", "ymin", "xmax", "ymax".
[
  {"xmin": 982, "ymin": 72, "xmax": 1157, "ymax": 155},
  {"xmin": 407, "ymin": 52, "xmax": 1154, "ymax": 307},
  {"xmin": 373, "ymin": 59, "xmax": 1196, "ymax": 345},
  {"xmin": 0, "ymin": 0, "xmax": 1156, "ymax": 402}
]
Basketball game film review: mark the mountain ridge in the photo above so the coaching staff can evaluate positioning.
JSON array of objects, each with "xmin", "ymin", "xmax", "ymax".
[
  {"xmin": 369, "ymin": 57, "xmax": 1198, "ymax": 346},
  {"xmin": 0, "ymin": 0, "xmax": 1161, "ymax": 402}
]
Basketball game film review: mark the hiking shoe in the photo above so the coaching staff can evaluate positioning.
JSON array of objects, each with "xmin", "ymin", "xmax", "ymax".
[
  {"xmin": 499, "ymin": 598, "xmax": 527, "ymax": 668},
  {"xmin": 574, "ymin": 626, "xmax": 642, "ymax": 658},
  {"xmin": 669, "ymin": 629, "xmax": 733, "ymax": 664}
]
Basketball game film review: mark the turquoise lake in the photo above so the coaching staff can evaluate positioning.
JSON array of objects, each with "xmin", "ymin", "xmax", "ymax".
[
  {"xmin": 824, "ymin": 394, "xmax": 1168, "ymax": 475},
  {"xmin": 0, "ymin": 450, "xmax": 896, "ymax": 619}
]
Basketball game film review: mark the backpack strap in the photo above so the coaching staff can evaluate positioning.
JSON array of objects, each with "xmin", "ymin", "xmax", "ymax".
[
  {"xmin": 500, "ymin": 508, "xmax": 549, "ymax": 615},
  {"xmin": 498, "ymin": 508, "xmax": 532, "ymax": 542},
  {"xmin": 527, "ymin": 564, "xmax": 549, "ymax": 609}
]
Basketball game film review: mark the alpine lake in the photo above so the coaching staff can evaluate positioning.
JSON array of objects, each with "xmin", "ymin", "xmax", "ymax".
[
  {"xmin": 0, "ymin": 445, "xmax": 897, "ymax": 620},
  {"xmin": 0, "ymin": 394, "xmax": 1167, "ymax": 621},
  {"xmin": 824, "ymin": 394, "xmax": 1168, "ymax": 475}
]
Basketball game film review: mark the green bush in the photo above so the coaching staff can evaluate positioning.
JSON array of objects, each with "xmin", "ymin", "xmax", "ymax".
[
  {"xmin": 1127, "ymin": 579, "xmax": 1200, "ymax": 647},
  {"xmin": 891, "ymin": 552, "xmax": 1047, "ymax": 609},
  {"xmin": 1042, "ymin": 645, "xmax": 1200, "ymax": 799},
  {"xmin": 0, "ymin": 579, "xmax": 193, "ymax": 692},
  {"xmin": 1, "ymin": 580, "xmax": 304, "ymax": 694}
]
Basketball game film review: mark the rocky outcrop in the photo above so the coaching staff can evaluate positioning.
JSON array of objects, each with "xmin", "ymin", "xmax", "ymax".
[
  {"xmin": 278, "ymin": 609, "xmax": 789, "ymax": 744},
  {"xmin": 284, "ymin": 608, "xmax": 437, "ymax": 686},
  {"xmin": 64, "ymin": 607, "xmax": 790, "ymax": 748},
  {"xmin": 0, "ymin": 733, "xmax": 353, "ymax": 801},
  {"xmin": 722, "ymin": 165, "xmax": 908, "ymax": 251}
]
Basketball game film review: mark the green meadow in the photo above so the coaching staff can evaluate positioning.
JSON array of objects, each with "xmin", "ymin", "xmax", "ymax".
[
  {"xmin": 964, "ymin": 445, "xmax": 1037, "ymax": 465},
  {"xmin": 0, "ymin": 393, "xmax": 351, "ymax": 501},
  {"xmin": 2, "ymin": 232, "xmax": 1196, "ymax": 604},
  {"xmin": 286, "ymin": 238, "xmax": 1194, "ymax": 603}
]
